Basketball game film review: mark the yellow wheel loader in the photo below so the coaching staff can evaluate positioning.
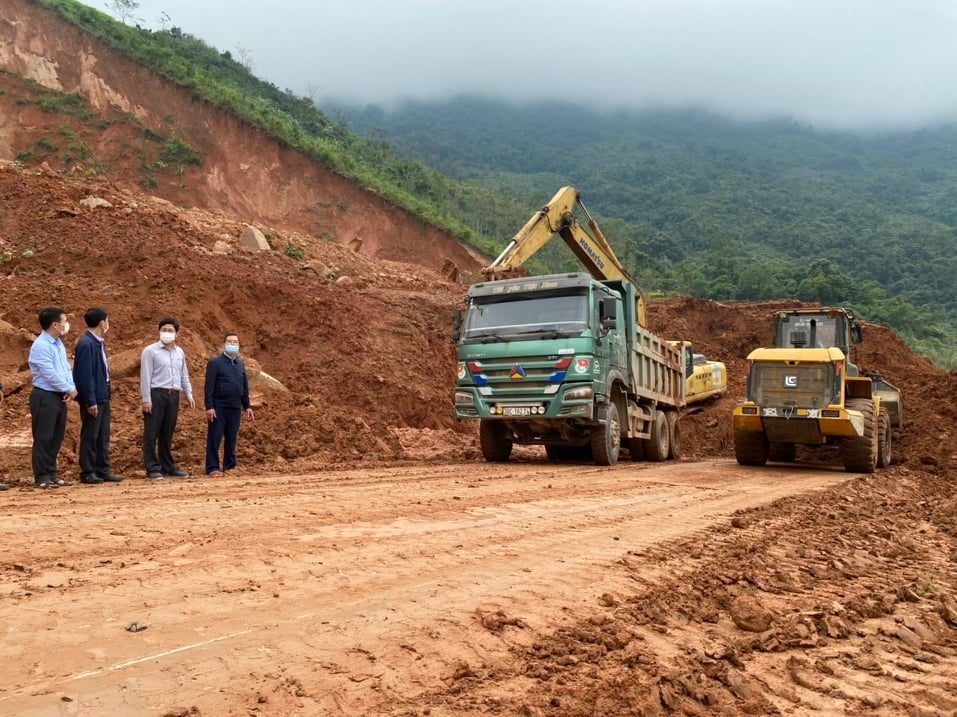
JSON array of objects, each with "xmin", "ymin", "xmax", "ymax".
[{"xmin": 731, "ymin": 307, "xmax": 902, "ymax": 473}]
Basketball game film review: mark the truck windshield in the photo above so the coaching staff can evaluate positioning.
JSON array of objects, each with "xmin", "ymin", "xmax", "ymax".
[{"xmin": 463, "ymin": 293, "xmax": 588, "ymax": 341}]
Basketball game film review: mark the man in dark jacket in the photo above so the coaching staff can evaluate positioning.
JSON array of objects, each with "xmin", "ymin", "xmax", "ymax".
[
  {"xmin": 73, "ymin": 308, "xmax": 123, "ymax": 484},
  {"xmin": 204, "ymin": 333, "xmax": 254, "ymax": 476}
]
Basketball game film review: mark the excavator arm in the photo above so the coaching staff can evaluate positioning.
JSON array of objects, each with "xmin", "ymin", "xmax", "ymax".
[{"xmin": 483, "ymin": 186, "xmax": 647, "ymax": 327}]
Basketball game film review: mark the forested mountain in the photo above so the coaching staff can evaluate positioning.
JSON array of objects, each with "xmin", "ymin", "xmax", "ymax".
[
  {"xmin": 332, "ymin": 98, "xmax": 957, "ymax": 368},
  {"xmin": 23, "ymin": 0, "xmax": 957, "ymax": 368}
]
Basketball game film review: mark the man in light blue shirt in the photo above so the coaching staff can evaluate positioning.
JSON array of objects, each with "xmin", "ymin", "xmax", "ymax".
[{"xmin": 28, "ymin": 307, "xmax": 78, "ymax": 489}]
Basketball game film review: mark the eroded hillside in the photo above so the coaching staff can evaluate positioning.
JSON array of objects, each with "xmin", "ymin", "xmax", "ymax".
[{"xmin": 0, "ymin": 0, "xmax": 483, "ymax": 273}]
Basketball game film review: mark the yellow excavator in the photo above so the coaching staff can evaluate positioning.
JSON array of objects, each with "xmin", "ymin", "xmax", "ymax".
[{"xmin": 483, "ymin": 186, "xmax": 726, "ymax": 405}]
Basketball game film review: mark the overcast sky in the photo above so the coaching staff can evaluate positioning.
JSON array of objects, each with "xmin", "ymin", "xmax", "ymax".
[{"xmin": 119, "ymin": 0, "xmax": 957, "ymax": 129}]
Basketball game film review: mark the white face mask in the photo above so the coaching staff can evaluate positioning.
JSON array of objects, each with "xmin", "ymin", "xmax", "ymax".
[
  {"xmin": 60, "ymin": 321, "xmax": 70, "ymax": 335},
  {"xmin": 159, "ymin": 330, "xmax": 176, "ymax": 344}
]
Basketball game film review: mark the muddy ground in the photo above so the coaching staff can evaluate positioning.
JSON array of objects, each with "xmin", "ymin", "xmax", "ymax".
[{"xmin": 1, "ymin": 459, "xmax": 955, "ymax": 717}]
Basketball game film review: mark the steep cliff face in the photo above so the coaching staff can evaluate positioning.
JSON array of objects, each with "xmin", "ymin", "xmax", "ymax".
[{"xmin": 0, "ymin": 0, "xmax": 484, "ymax": 272}]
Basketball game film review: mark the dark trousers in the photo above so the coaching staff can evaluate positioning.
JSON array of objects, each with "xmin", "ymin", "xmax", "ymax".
[
  {"xmin": 30, "ymin": 388, "xmax": 68, "ymax": 483},
  {"xmin": 206, "ymin": 405, "xmax": 241, "ymax": 473},
  {"xmin": 79, "ymin": 401, "xmax": 111, "ymax": 478},
  {"xmin": 143, "ymin": 389, "xmax": 181, "ymax": 473}
]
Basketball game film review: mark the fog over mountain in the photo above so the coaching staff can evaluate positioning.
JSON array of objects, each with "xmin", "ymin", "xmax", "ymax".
[{"xmin": 123, "ymin": 0, "xmax": 957, "ymax": 129}]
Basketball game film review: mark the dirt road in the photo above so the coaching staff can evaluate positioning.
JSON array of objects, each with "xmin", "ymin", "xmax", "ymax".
[{"xmin": 0, "ymin": 460, "xmax": 886, "ymax": 716}]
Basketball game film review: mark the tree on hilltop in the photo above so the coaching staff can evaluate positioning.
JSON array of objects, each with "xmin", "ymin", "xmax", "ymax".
[{"xmin": 105, "ymin": 0, "xmax": 140, "ymax": 25}]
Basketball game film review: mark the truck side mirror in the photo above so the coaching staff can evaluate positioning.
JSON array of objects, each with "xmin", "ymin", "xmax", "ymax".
[
  {"xmin": 850, "ymin": 324, "xmax": 863, "ymax": 344},
  {"xmin": 599, "ymin": 299, "xmax": 617, "ymax": 329}
]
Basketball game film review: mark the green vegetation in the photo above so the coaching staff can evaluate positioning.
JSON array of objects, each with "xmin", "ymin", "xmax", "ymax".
[
  {"xmin": 17, "ymin": 135, "xmax": 59, "ymax": 162},
  {"xmin": 283, "ymin": 242, "xmax": 305, "ymax": 260},
  {"xmin": 156, "ymin": 137, "xmax": 201, "ymax": 169},
  {"xmin": 28, "ymin": 0, "xmax": 956, "ymax": 367},
  {"xmin": 337, "ymin": 98, "xmax": 957, "ymax": 368},
  {"xmin": 18, "ymin": 88, "xmax": 93, "ymax": 120}
]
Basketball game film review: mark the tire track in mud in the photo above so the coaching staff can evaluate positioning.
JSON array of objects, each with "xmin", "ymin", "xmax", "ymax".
[{"xmin": 0, "ymin": 460, "xmax": 850, "ymax": 715}]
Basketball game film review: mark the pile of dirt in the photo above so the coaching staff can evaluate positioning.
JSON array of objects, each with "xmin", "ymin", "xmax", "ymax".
[
  {"xmin": 417, "ymin": 465, "xmax": 957, "ymax": 716},
  {"xmin": 0, "ymin": 162, "xmax": 482, "ymax": 482},
  {"xmin": 1, "ymin": 162, "xmax": 953, "ymax": 486}
]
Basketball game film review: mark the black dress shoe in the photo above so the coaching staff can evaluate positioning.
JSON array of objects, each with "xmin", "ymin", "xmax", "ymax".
[
  {"xmin": 99, "ymin": 474, "xmax": 125, "ymax": 483},
  {"xmin": 146, "ymin": 471, "xmax": 165, "ymax": 480},
  {"xmin": 164, "ymin": 469, "xmax": 189, "ymax": 478},
  {"xmin": 80, "ymin": 475, "xmax": 104, "ymax": 484}
]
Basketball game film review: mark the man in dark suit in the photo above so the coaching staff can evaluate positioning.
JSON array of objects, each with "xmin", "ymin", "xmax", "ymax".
[
  {"xmin": 73, "ymin": 308, "xmax": 123, "ymax": 484},
  {"xmin": 204, "ymin": 333, "xmax": 254, "ymax": 476}
]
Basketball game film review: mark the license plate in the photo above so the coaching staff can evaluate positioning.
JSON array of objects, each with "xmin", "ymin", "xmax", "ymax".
[{"xmin": 503, "ymin": 406, "xmax": 531, "ymax": 416}]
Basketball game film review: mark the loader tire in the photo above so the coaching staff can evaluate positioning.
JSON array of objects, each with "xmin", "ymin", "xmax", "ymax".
[
  {"xmin": 734, "ymin": 429, "xmax": 769, "ymax": 466},
  {"xmin": 591, "ymin": 402, "xmax": 621, "ymax": 466},
  {"xmin": 768, "ymin": 442, "xmax": 797, "ymax": 462},
  {"xmin": 877, "ymin": 407, "xmax": 892, "ymax": 468},
  {"xmin": 479, "ymin": 420, "xmax": 512, "ymax": 463},
  {"xmin": 666, "ymin": 411, "xmax": 682, "ymax": 460},
  {"xmin": 644, "ymin": 410, "xmax": 670, "ymax": 462},
  {"xmin": 840, "ymin": 399, "xmax": 877, "ymax": 473}
]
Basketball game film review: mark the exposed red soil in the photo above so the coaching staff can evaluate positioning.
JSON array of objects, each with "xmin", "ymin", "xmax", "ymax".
[{"xmin": 1, "ymin": 4, "xmax": 957, "ymax": 715}]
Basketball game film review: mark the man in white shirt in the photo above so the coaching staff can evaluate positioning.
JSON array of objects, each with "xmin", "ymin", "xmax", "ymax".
[{"xmin": 140, "ymin": 317, "xmax": 195, "ymax": 479}]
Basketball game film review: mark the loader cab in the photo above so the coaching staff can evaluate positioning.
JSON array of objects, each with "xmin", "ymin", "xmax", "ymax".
[
  {"xmin": 771, "ymin": 308, "xmax": 861, "ymax": 375},
  {"xmin": 773, "ymin": 310, "xmax": 851, "ymax": 352}
]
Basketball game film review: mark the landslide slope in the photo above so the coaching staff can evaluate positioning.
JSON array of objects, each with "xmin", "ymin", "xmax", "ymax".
[{"xmin": 0, "ymin": 0, "xmax": 482, "ymax": 274}]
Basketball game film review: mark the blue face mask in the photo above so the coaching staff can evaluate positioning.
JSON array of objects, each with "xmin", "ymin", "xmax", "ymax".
[{"xmin": 224, "ymin": 345, "xmax": 240, "ymax": 355}]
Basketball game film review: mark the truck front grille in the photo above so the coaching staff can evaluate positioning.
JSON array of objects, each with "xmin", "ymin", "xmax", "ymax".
[{"xmin": 470, "ymin": 354, "xmax": 576, "ymax": 398}]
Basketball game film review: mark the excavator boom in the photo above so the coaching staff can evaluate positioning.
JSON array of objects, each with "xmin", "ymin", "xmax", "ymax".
[{"xmin": 484, "ymin": 187, "xmax": 647, "ymax": 327}]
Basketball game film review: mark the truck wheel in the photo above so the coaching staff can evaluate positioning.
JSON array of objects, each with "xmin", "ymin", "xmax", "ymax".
[
  {"xmin": 479, "ymin": 420, "xmax": 512, "ymax": 462},
  {"xmin": 877, "ymin": 407, "xmax": 892, "ymax": 468},
  {"xmin": 840, "ymin": 399, "xmax": 877, "ymax": 473},
  {"xmin": 733, "ymin": 429, "xmax": 769, "ymax": 466},
  {"xmin": 768, "ymin": 442, "xmax": 797, "ymax": 462},
  {"xmin": 591, "ymin": 402, "xmax": 621, "ymax": 466},
  {"xmin": 644, "ymin": 410, "xmax": 670, "ymax": 462},
  {"xmin": 666, "ymin": 411, "xmax": 682, "ymax": 460}
]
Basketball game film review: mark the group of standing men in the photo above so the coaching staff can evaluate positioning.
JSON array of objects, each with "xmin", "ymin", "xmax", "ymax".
[{"xmin": 2, "ymin": 307, "xmax": 255, "ymax": 491}]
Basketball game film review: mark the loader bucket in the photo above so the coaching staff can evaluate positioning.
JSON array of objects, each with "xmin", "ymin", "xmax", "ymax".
[{"xmin": 872, "ymin": 376, "xmax": 903, "ymax": 428}]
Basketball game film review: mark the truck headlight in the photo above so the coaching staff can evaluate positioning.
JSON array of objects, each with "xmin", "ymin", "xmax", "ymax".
[
  {"xmin": 454, "ymin": 391, "xmax": 474, "ymax": 405},
  {"xmin": 564, "ymin": 386, "xmax": 593, "ymax": 401}
]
